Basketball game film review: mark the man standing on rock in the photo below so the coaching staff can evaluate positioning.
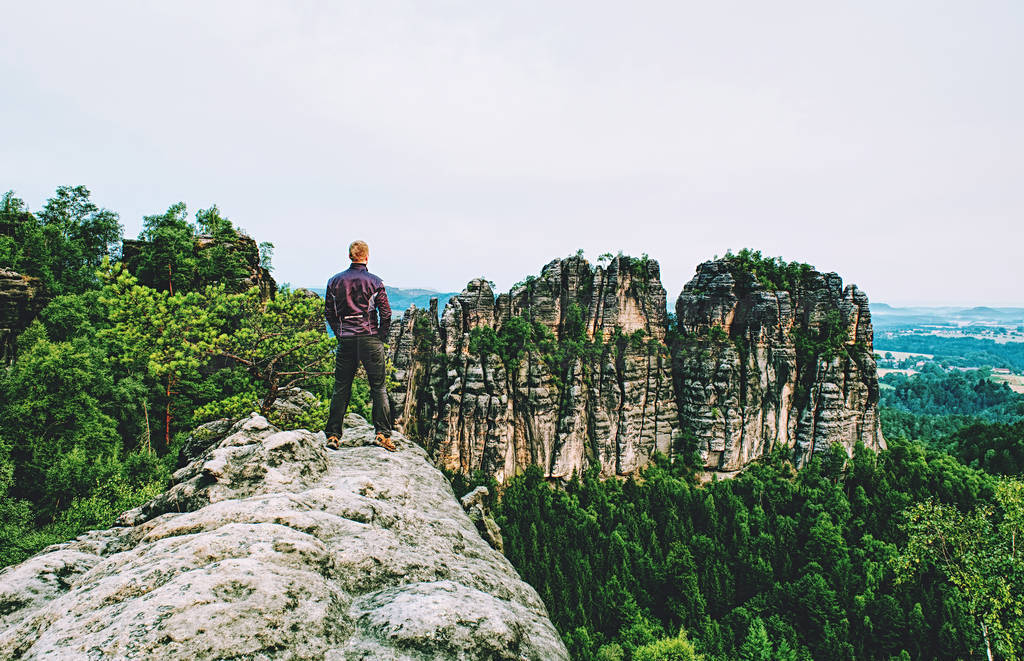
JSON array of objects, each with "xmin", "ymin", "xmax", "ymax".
[{"xmin": 324, "ymin": 240, "xmax": 396, "ymax": 451}]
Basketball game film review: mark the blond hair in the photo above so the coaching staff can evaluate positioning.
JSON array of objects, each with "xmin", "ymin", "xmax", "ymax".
[{"xmin": 349, "ymin": 240, "xmax": 369, "ymax": 262}]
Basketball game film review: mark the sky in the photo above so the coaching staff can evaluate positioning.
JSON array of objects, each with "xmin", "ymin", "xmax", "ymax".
[{"xmin": 2, "ymin": 1, "xmax": 1022, "ymax": 306}]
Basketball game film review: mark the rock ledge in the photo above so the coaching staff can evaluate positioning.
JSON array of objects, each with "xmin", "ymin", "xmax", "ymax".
[{"xmin": 0, "ymin": 413, "xmax": 568, "ymax": 660}]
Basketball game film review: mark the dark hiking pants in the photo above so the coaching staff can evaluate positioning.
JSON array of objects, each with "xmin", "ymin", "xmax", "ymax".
[{"xmin": 325, "ymin": 336, "xmax": 392, "ymax": 437}]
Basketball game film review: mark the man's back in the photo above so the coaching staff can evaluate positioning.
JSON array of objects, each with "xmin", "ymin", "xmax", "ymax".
[
  {"xmin": 325, "ymin": 263, "xmax": 391, "ymax": 338},
  {"xmin": 324, "ymin": 240, "xmax": 394, "ymax": 450}
]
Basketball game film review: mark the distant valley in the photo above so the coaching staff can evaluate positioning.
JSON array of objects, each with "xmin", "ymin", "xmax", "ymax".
[
  {"xmin": 871, "ymin": 303, "xmax": 1024, "ymax": 391},
  {"xmin": 871, "ymin": 302, "xmax": 1024, "ymax": 336}
]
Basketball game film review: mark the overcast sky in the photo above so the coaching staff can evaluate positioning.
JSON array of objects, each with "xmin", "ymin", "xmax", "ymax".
[{"xmin": 2, "ymin": 1, "xmax": 1022, "ymax": 305}]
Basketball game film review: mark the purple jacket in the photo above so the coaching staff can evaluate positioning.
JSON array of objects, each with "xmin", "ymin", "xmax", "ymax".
[{"xmin": 325, "ymin": 263, "xmax": 391, "ymax": 339}]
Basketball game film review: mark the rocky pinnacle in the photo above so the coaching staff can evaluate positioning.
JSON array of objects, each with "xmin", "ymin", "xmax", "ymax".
[{"xmin": 387, "ymin": 254, "xmax": 884, "ymax": 482}]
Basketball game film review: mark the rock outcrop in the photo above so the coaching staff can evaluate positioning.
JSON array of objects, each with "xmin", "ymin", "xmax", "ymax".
[
  {"xmin": 389, "ymin": 252, "xmax": 884, "ymax": 482},
  {"xmin": 388, "ymin": 255, "xmax": 678, "ymax": 483},
  {"xmin": 122, "ymin": 233, "xmax": 276, "ymax": 298},
  {"xmin": 0, "ymin": 268, "xmax": 47, "ymax": 363},
  {"xmin": 461, "ymin": 487, "xmax": 504, "ymax": 554},
  {"xmin": 673, "ymin": 258, "xmax": 884, "ymax": 475},
  {"xmin": 0, "ymin": 412, "xmax": 568, "ymax": 660}
]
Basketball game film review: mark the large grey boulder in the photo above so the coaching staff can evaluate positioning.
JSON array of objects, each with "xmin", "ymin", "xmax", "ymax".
[{"xmin": 0, "ymin": 413, "xmax": 568, "ymax": 660}]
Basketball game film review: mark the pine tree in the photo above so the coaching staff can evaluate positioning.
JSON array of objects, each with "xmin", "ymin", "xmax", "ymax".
[{"xmin": 737, "ymin": 618, "xmax": 773, "ymax": 661}]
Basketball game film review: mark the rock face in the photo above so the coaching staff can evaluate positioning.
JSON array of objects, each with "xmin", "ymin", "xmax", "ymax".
[
  {"xmin": 388, "ymin": 255, "xmax": 678, "ymax": 483},
  {"xmin": 0, "ymin": 413, "xmax": 568, "ymax": 660},
  {"xmin": 389, "ymin": 253, "xmax": 884, "ymax": 482},
  {"xmin": 0, "ymin": 268, "xmax": 47, "ymax": 363},
  {"xmin": 673, "ymin": 259, "xmax": 885, "ymax": 474}
]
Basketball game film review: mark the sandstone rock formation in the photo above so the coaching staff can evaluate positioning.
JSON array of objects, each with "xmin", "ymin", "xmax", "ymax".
[
  {"xmin": 673, "ymin": 258, "xmax": 885, "ymax": 475},
  {"xmin": 388, "ymin": 255, "xmax": 679, "ymax": 483},
  {"xmin": 0, "ymin": 268, "xmax": 47, "ymax": 363},
  {"xmin": 0, "ymin": 412, "xmax": 568, "ymax": 660},
  {"xmin": 388, "ymin": 252, "xmax": 884, "ymax": 482}
]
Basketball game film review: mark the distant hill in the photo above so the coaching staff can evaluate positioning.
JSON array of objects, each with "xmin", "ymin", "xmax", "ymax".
[
  {"xmin": 871, "ymin": 303, "xmax": 1024, "ymax": 329},
  {"xmin": 304, "ymin": 286, "xmax": 457, "ymax": 315}
]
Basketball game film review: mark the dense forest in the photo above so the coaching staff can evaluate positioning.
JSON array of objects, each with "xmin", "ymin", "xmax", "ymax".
[
  {"xmin": 480, "ymin": 370, "xmax": 1024, "ymax": 659},
  {"xmin": 490, "ymin": 441, "xmax": 1023, "ymax": 660},
  {"xmin": 3, "ymin": 187, "xmax": 1022, "ymax": 659},
  {"xmin": 0, "ymin": 187, "xmax": 367, "ymax": 567},
  {"xmin": 880, "ymin": 365, "xmax": 1022, "ymax": 419}
]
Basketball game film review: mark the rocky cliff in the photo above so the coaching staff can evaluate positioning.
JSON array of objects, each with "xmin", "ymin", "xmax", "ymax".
[
  {"xmin": 388, "ymin": 255, "xmax": 678, "ymax": 483},
  {"xmin": 388, "ymin": 252, "xmax": 884, "ymax": 482},
  {"xmin": 0, "ymin": 268, "xmax": 47, "ymax": 363},
  {"xmin": 673, "ymin": 256, "xmax": 884, "ymax": 475},
  {"xmin": 0, "ymin": 412, "xmax": 568, "ymax": 660}
]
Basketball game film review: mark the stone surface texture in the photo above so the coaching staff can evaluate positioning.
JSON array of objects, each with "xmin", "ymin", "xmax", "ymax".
[
  {"xmin": 388, "ymin": 255, "xmax": 678, "ymax": 483},
  {"xmin": 673, "ymin": 259, "xmax": 885, "ymax": 474},
  {"xmin": 0, "ymin": 412, "xmax": 567, "ymax": 660},
  {"xmin": 0, "ymin": 268, "xmax": 47, "ymax": 362}
]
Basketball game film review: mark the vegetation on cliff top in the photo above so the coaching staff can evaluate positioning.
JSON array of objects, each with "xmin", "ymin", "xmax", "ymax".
[
  {"xmin": 0, "ymin": 186, "xmax": 121, "ymax": 297},
  {"xmin": 131, "ymin": 201, "xmax": 273, "ymax": 294},
  {"xmin": 720, "ymin": 248, "xmax": 816, "ymax": 296}
]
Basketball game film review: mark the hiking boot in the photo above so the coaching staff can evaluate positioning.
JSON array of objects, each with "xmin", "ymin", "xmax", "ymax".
[
  {"xmin": 325, "ymin": 435, "xmax": 341, "ymax": 450},
  {"xmin": 375, "ymin": 432, "xmax": 397, "ymax": 452}
]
